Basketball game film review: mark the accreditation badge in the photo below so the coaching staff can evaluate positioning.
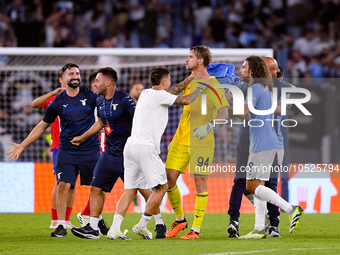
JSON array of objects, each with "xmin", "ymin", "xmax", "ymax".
[{"xmin": 104, "ymin": 124, "xmax": 113, "ymax": 135}]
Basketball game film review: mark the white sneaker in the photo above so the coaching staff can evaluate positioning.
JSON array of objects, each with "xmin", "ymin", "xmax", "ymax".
[
  {"xmin": 66, "ymin": 221, "xmax": 75, "ymax": 229},
  {"xmin": 50, "ymin": 220, "xmax": 58, "ymax": 229},
  {"xmin": 132, "ymin": 224, "xmax": 152, "ymax": 239},
  {"xmin": 77, "ymin": 212, "xmax": 90, "ymax": 227},
  {"xmin": 107, "ymin": 229, "xmax": 131, "ymax": 240}
]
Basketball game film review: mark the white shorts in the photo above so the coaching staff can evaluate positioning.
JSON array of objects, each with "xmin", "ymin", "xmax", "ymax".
[
  {"xmin": 277, "ymin": 149, "xmax": 284, "ymax": 166},
  {"xmin": 246, "ymin": 149, "xmax": 277, "ymax": 181},
  {"xmin": 124, "ymin": 140, "xmax": 167, "ymax": 190}
]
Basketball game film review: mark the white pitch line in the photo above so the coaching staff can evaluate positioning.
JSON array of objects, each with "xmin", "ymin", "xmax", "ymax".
[{"xmin": 203, "ymin": 247, "xmax": 334, "ymax": 255}]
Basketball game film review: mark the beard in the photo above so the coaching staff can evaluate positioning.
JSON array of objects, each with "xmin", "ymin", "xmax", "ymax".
[
  {"xmin": 67, "ymin": 79, "xmax": 80, "ymax": 88},
  {"xmin": 97, "ymin": 88, "xmax": 105, "ymax": 96}
]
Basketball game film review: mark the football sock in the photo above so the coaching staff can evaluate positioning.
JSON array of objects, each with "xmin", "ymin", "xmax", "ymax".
[
  {"xmin": 65, "ymin": 207, "xmax": 72, "ymax": 221},
  {"xmin": 192, "ymin": 227, "xmax": 200, "ymax": 234},
  {"xmin": 246, "ymin": 194, "xmax": 254, "ymax": 204},
  {"xmin": 90, "ymin": 217, "xmax": 99, "ymax": 231},
  {"xmin": 138, "ymin": 214, "xmax": 152, "ymax": 230},
  {"xmin": 192, "ymin": 192, "xmax": 208, "ymax": 230},
  {"xmin": 58, "ymin": 220, "xmax": 66, "ymax": 229},
  {"xmin": 167, "ymin": 185, "xmax": 184, "ymax": 220},
  {"xmin": 176, "ymin": 217, "xmax": 185, "ymax": 222},
  {"xmin": 99, "ymin": 214, "xmax": 102, "ymax": 220},
  {"xmin": 82, "ymin": 195, "xmax": 91, "ymax": 216},
  {"xmin": 255, "ymin": 185, "xmax": 293, "ymax": 214},
  {"xmin": 51, "ymin": 208, "xmax": 58, "ymax": 220},
  {"xmin": 153, "ymin": 213, "xmax": 164, "ymax": 225},
  {"xmin": 254, "ymin": 196, "xmax": 266, "ymax": 231},
  {"xmin": 111, "ymin": 214, "xmax": 124, "ymax": 233}
]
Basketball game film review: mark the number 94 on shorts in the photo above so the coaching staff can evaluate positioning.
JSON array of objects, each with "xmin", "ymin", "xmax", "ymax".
[{"xmin": 189, "ymin": 147, "xmax": 214, "ymax": 175}]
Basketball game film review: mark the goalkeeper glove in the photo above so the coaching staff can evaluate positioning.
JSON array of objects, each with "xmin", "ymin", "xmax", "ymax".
[{"xmin": 193, "ymin": 121, "xmax": 214, "ymax": 140}]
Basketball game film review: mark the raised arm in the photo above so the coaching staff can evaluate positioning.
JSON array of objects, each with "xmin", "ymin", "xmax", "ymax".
[
  {"xmin": 71, "ymin": 118, "xmax": 104, "ymax": 146},
  {"xmin": 167, "ymin": 73, "xmax": 194, "ymax": 95},
  {"xmin": 46, "ymin": 8, "xmax": 68, "ymax": 25},
  {"xmin": 7, "ymin": 120, "xmax": 51, "ymax": 161},
  {"xmin": 32, "ymin": 87, "xmax": 65, "ymax": 108},
  {"xmin": 174, "ymin": 83, "xmax": 208, "ymax": 105},
  {"xmin": 173, "ymin": 81, "xmax": 208, "ymax": 105}
]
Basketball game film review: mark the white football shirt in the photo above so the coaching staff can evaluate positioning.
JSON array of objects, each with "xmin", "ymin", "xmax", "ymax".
[{"xmin": 129, "ymin": 88, "xmax": 177, "ymax": 154}]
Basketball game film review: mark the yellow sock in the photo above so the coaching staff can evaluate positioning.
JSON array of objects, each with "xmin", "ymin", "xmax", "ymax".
[
  {"xmin": 167, "ymin": 185, "xmax": 184, "ymax": 219},
  {"xmin": 192, "ymin": 192, "xmax": 208, "ymax": 230}
]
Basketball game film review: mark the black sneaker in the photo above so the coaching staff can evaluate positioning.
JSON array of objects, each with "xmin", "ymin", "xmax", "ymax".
[
  {"xmin": 227, "ymin": 221, "xmax": 239, "ymax": 238},
  {"xmin": 98, "ymin": 219, "xmax": 109, "ymax": 235},
  {"xmin": 51, "ymin": 225, "xmax": 67, "ymax": 237},
  {"xmin": 155, "ymin": 224, "xmax": 167, "ymax": 239},
  {"xmin": 71, "ymin": 223, "xmax": 100, "ymax": 239}
]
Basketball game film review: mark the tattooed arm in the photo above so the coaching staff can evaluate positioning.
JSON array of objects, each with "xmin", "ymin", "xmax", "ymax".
[
  {"xmin": 173, "ymin": 82, "xmax": 207, "ymax": 105},
  {"xmin": 167, "ymin": 73, "xmax": 194, "ymax": 95}
]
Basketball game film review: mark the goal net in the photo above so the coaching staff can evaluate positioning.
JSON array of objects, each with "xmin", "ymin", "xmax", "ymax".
[{"xmin": 0, "ymin": 48, "xmax": 273, "ymax": 163}]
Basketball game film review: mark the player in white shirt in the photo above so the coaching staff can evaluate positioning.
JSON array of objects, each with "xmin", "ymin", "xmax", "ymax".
[{"xmin": 107, "ymin": 68, "xmax": 205, "ymax": 240}]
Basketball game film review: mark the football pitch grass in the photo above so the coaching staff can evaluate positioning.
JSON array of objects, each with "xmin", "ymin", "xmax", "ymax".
[{"xmin": 1, "ymin": 213, "xmax": 339, "ymax": 255}]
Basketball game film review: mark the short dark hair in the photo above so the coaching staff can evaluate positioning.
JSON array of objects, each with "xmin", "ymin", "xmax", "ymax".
[
  {"xmin": 88, "ymin": 72, "xmax": 97, "ymax": 88},
  {"xmin": 59, "ymin": 63, "xmax": 79, "ymax": 78},
  {"xmin": 151, "ymin": 68, "xmax": 169, "ymax": 86},
  {"xmin": 190, "ymin": 45, "xmax": 212, "ymax": 67},
  {"xmin": 97, "ymin": 67, "xmax": 118, "ymax": 82}
]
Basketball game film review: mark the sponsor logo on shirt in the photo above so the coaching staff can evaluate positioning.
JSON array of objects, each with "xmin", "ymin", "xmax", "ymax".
[
  {"xmin": 79, "ymin": 99, "xmax": 87, "ymax": 106},
  {"xmin": 112, "ymin": 104, "xmax": 119, "ymax": 110}
]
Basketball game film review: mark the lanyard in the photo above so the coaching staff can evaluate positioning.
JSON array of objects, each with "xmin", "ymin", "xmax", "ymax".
[{"xmin": 102, "ymin": 89, "xmax": 117, "ymax": 126}]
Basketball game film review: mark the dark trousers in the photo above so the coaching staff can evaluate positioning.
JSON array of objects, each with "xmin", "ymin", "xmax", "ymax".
[{"xmin": 228, "ymin": 134, "xmax": 280, "ymax": 227}]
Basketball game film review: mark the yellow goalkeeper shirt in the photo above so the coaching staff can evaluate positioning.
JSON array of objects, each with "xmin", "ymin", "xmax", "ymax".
[{"xmin": 172, "ymin": 76, "xmax": 230, "ymax": 148}]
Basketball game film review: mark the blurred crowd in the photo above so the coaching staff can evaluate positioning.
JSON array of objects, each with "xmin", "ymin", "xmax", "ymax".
[{"xmin": 0, "ymin": 0, "xmax": 340, "ymax": 78}]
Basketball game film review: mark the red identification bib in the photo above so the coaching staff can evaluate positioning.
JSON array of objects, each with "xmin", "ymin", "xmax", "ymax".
[{"xmin": 104, "ymin": 124, "xmax": 112, "ymax": 135}]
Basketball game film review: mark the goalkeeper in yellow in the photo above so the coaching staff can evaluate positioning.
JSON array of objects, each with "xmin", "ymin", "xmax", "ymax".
[{"xmin": 165, "ymin": 45, "xmax": 229, "ymax": 239}]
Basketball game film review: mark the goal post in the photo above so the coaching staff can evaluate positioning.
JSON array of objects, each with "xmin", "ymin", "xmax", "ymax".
[{"xmin": 0, "ymin": 47, "xmax": 273, "ymax": 163}]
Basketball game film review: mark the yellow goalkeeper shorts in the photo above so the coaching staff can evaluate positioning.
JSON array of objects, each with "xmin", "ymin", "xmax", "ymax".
[{"xmin": 165, "ymin": 142, "xmax": 214, "ymax": 175}]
